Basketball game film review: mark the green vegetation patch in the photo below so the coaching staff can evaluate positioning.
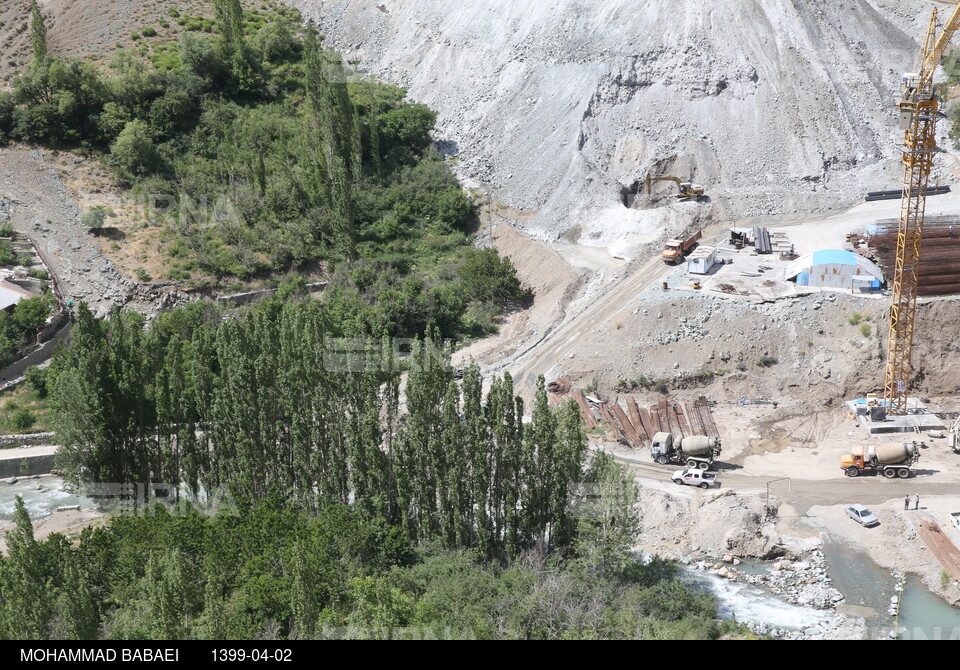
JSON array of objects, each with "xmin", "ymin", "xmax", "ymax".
[{"xmin": 0, "ymin": 0, "xmax": 527, "ymax": 341}]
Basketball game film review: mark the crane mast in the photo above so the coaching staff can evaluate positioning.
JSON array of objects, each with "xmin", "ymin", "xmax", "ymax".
[{"xmin": 883, "ymin": 4, "xmax": 960, "ymax": 415}]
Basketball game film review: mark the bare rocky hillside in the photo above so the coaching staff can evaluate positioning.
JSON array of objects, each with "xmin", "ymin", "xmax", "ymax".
[
  {"xmin": 0, "ymin": 0, "xmax": 213, "ymax": 83},
  {"xmin": 283, "ymin": 0, "xmax": 938, "ymax": 257}
]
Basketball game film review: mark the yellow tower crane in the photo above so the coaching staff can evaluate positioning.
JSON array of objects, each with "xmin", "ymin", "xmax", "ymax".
[{"xmin": 883, "ymin": 3, "xmax": 960, "ymax": 415}]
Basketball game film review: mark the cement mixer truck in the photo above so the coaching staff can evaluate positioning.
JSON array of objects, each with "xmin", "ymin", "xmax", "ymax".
[
  {"xmin": 840, "ymin": 441, "xmax": 922, "ymax": 479},
  {"xmin": 651, "ymin": 432, "xmax": 722, "ymax": 470}
]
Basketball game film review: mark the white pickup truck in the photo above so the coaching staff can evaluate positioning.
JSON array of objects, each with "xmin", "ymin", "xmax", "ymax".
[{"xmin": 672, "ymin": 468, "xmax": 719, "ymax": 489}]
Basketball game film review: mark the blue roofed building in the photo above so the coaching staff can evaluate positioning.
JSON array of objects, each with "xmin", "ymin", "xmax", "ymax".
[{"xmin": 784, "ymin": 249, "xmax": 884, "ymax": 291}]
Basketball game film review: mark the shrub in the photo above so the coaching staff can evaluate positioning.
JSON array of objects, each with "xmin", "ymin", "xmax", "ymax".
[
  {"xmin": 860, "ymin": 324, "xmax": 871, "ymax": 338},
  {"xmin": 24, "ymin": 365, "xmax": 48, "ymax": 398},
  {"xmin": 253, "ymin": 21, "xmax": 300, "ymax": 64},
  {"xmin": 0, "ymin": 91, "xmax": 14, "ymax": 144},
  {"xmin": 0, "ymin": 221, "xmax": 12, "ymax": 238},
  {"xmin": 141, "ymin": 27, "xmax": 157, "ymax": 38},
  {"xmin": 848, "ymin": 312, "xmax": 863, "ymax": 325},
  {"xmin": 81, "ymin": 206, "xmax": 107, "ymax": 229},
  {"xmin": 130, "ymin": 32, "xmax": 141, "ymax": 41},
  {"xmin": 110, "ymin": 120, "xmax": 158, "ymax": 178},
  {"xmin": 10, "ymin": 407, "xmax": 36, "ymax": 432},
  {"xmin": 458, "ymin": 248, "xmax": 527, "ymax": 304},
  {"xmin": 135, "ymin": 267, "xmax": 152, "ymax": 282},
  {"xmin": 461, "ymin": 300, "xmax": 498, "ymax": 336},
  {"xmin": 0, "ymin": 240, "xmax": 16, "ymax": 266}
]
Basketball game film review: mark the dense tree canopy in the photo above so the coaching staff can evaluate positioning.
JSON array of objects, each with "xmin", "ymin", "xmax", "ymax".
[
  {"xmin": 0, "ymin": 2, "xmax": 526, "ymax": 340},
  {"xmin": 50, "ymin": 296, "xmax": 585, "ymax": 560},
  {"xmin": 0, "ymin": 493, "xmax": 745, "ymax": 640}
]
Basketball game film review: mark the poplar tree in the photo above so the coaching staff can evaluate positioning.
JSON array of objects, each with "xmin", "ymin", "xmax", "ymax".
[
  {"xmin": 146, "ymin": 551, "xmax": 188, "ymax": 640},
  {"xmin": 304, "ymin": 28, "xmax": 357, "ymax": 257},
  {"xmin": 213, "ymin": 0, "xmax": 258, "ymax": 94},
  {"xmin": 55, "ymin": 558, "xmax": 99, "ymax": 640},
  {"xmin": 0, "ymin": 497, "xmax": 52, "ymax": 639},
  {"xmin": 30, "ymin": 0, "xmax": 47, "ymax": 64}
]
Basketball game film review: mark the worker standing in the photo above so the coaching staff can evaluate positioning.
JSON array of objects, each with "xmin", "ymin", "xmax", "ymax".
[
  {"xmin": 915, "ymin": 494, "xmax": 920, "ymax": 510},
  {"xmin": 904, "ymin": 495, "xmax": 910, "ymax": 510}
]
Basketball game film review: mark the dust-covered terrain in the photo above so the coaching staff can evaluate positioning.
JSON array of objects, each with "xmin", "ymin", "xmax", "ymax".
[{"xmin": 284, "ymin": 0, "xmax": 940, "ymax": 256}]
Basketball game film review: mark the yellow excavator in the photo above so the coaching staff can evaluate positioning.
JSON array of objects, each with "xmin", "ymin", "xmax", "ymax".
[{"xmin": 645, "ymin": 173, "xmax": 705, "ymax": 201}]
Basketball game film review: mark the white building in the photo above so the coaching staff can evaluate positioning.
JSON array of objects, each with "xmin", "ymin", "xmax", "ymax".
[{"xmin": 785, "ymin": 249, "xmax": 883, "ymax": 290}]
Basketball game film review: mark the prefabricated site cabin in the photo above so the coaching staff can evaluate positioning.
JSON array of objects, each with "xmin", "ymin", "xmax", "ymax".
[{"xmin": 686, "ymin": 246, "xmax": 717, "ymax": 275}]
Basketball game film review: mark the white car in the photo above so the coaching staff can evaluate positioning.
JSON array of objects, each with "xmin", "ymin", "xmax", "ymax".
[
  {"xmin": 845, "ymin": 504, "xmax": 879, "ymax": 528},
  {"xmin": 672, "ymin": 468, "xmax": 719, "ymax": 489}
]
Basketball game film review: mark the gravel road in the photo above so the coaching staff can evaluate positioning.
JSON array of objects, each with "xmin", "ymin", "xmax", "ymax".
[{"xmin": 0, "ymin": 146, "xmax": 154, "ymax": 318}]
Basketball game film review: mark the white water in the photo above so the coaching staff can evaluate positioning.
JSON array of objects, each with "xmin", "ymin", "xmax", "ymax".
[
  {"xmin": 689, "ymin": 570, "xmax": 832, "ymax": 631},
  {"xmin": 0, "ymin": 476, "xmax": 89, "ymax": 521}
]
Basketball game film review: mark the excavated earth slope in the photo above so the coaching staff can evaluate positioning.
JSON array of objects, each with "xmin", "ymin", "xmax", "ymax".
[{"xmin": 284, "ymin": 0, "xmax": 939, "ymax": 257}]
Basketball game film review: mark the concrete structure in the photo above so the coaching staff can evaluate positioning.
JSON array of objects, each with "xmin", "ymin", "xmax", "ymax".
[
  {"xmin": 687, "ymin": 246, "xmax": 717, "ymax": 275},
  {"xmin": 0, "ymin": 444, "xmax": 58, "ymax": 478},
  {"xmin": 846, "ymin": 398, "xmax": 945, "ymax": 435},
  {"xmin": 785, "ymin": 249, "xmax": 883, "ymax": 290}
]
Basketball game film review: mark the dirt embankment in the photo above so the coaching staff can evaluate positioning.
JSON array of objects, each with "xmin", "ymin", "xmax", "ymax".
[{"xmin": 0, "ymin": 145, "xmax": 177, "ymax": 317}]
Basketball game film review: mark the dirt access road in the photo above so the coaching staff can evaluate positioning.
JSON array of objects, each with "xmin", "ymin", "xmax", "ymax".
[
  {"xmin": 622, "ymin": 455, "xmax": 960, "ymax": 516},
  {"xmin": 509, "ymin": 255, "xmax": 667, "ymax": 396},
  {"xmin": 455, "ymin": 235, "xmax": 674, "ymax": 400}
]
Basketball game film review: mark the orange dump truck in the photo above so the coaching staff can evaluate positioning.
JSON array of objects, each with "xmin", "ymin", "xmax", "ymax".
[{"xmin": 661, "ymin": 230, "xmax": 702, "ymax": 264}]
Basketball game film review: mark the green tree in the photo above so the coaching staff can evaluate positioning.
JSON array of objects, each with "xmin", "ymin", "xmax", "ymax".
[
  {"xmin": 24, "ymin": 364, "xmax": 49, "ymax": 398},
  {"xmin": 146, "ymin": 552, "xmax": 189, "ymax": 640},
  {"xmin": 13, "ymin": 294, "xmax": 53, "ymax": 333},
  {"xmin": 30, "ymin": 0, "xmax": 47, "ymax": 64},
  {"xmin": 0, "ymin": 92, "xmax": 15, "ymax": 144},
  {"xmin": 0, "ymin": 497, "xmax": 52, "ymax": 639},
  {"xmin": 214, "ymin": 0, "xmax": 259, "ymax": 94},
  {"xmin": 574, "ymin": 451, "xmax": 642, "ymax": 575},
  {"xmin": 54, "ymin": 558, "xmax": 99, "ymax": 640},
  {"xmin": 178, "ymin": 32, "xmax": 223, "ymax": 85},
  {"xmin": 110, "ymin": 119, "xmax": 158, "ymax": 178},
  {"xmin": 458, "ymin": 248, "xmax": 527, "ymax": 303}
]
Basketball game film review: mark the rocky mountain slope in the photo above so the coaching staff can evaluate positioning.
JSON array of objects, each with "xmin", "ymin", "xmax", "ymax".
[{"xmin": 284, "ymin": 0, "xmax": 938, "ymax": 257}]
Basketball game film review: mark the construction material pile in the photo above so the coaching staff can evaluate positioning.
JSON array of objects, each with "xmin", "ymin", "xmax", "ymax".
[
  {"xmin": 869, "ymin": 216, "xmax": 960, "ymax": 296},
  {"xmin": 550, "ymin": 385, "xmax": 720, "ymax": 449}
]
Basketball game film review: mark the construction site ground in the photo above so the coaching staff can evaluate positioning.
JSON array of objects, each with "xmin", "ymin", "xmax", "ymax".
[
  {"xmin": 3, "ymin": 0, "xmax": 960, "ymax": 629},
  {"xmin": 452, "ymin": 194, "xmax": 960, "ymax": 608}
]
